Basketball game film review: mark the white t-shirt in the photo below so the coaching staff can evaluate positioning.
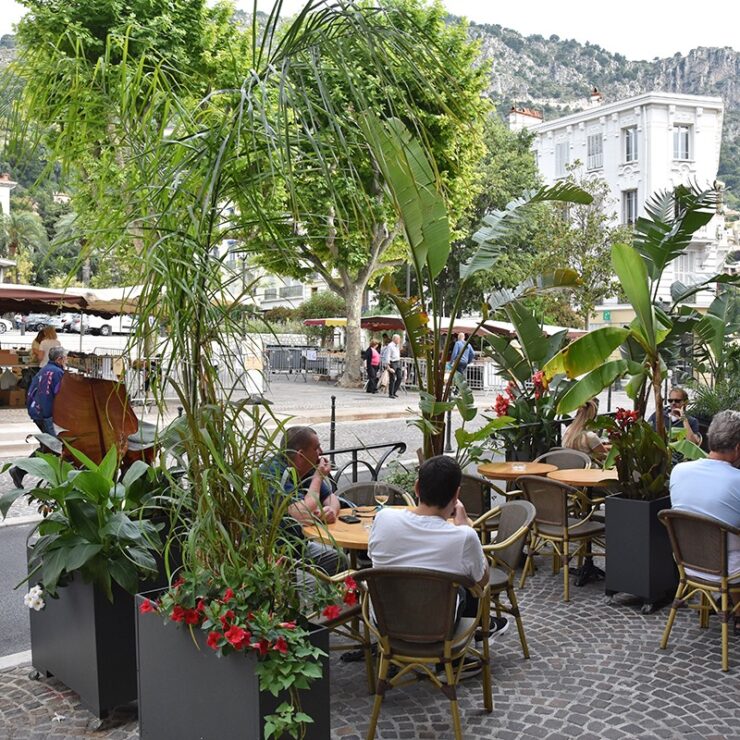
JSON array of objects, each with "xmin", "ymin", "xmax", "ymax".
[
  {"xmin": 670, "ymin": 458, "xmax": 740, "ymax": 580},
  {"xmin": 368, "ymin": 508, "xmax": 487, "ymax": 584}
]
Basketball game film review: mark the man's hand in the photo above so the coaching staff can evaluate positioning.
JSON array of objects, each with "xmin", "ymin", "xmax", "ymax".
[
  {"xmin": 316, "ymin": 456, "xmax": 331, "ymax": 479},
  {"xmin": 452, "ymin": 500, "xmax": 469, "ymax": 526},
  {"xmin": 322, "ymin": 506, "xmax": 337, "ymax": 524}
]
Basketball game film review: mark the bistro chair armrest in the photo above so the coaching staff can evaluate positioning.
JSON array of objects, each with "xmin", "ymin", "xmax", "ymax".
[
  {"xmin": 400, "ymin": 491, "xmax": 416, "ymax": 507},
  {"xmin": 501, "ymin": 488, "xmax": 523, "ymax": 500},
  {"xmin": 481, "ymin": 523, "xmax": 529, "ymax": 554},
  {"xmin": 472, "ymin": 506, "xmax": 502, "ymax": 529},
  {"xmin": 306, "ymin": 566, "xmax": 357, "ymax": 585}
]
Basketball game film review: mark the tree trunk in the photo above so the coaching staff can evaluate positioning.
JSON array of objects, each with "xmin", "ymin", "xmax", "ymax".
[{"xmin": 339, "ymin": 284, "xmax": 364, "ymax": 387}]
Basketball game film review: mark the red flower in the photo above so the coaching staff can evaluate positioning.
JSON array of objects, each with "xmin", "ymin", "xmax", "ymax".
[
  {"xmin": 222, "ymin": 588, "xmax": 235, "ymax": 602},
  {"xmin": 279, "ymin": 621, "xmax": 297, "ymax": 630},
  {"xmin": 272, "ymin": 636, "xmax": 289, "ymax": 655},
  {"xmin": 344, "ymin": 575, "xmax": 358, "ymax": 591},
  {"xmin": 224, "ymin": 625, "xmax": 251, "ymax": 650},
  {"xmin": 184, "ymin": 609, "xmax": 201, "ymax": 625},
  {"xmin": 207, "ymin": 631, "xmax": 222, "ymax": 650},
  {"xmin": 170, "ymin": 605, "xmax": 186, "ymax": 623},
  {"xmin": 196, "ymin": 599, "xmax": 206, "ymax": 613},
  {"xmin": 139, "ymin": 598, "xmax": 157, "ymax": 614},
  {"xmin": 322, "ymin": 604, "xmax": 342, "ymax": 620},
  {"xmin": 493, "ymin": 394, "xmax": 511, "ymax": 417},
  {"xmin": 343, "ymin": 590, "xmax": 358, "ymax": 606},
  {"xmin": 173, "ymin": 577, "xmax": 185, "ymax": 589},
  {"xmin": 505, "ymin": 381, "xmax": 516, "ymax": 400},
  {"xmin": 219, "ymin": 609, "xmax": 236, "ymax": 629},
  {"xmin": 252, "ymin": 638, "xmax": 270, "ymax": 656}
]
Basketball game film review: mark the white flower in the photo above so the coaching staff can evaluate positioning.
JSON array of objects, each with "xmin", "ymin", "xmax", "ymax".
[{"xmin": 24, "ymin": 586, "xmax": 45, "ymax": 611}]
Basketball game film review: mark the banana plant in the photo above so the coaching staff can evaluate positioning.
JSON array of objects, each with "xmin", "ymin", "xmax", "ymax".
[
  {"xmin": 360, "ymin": 112, "xmax": 590, "ymax": 456},
  {"xmin": 542, "ymin": 183, "xmax": 725, "ymax": 445}
]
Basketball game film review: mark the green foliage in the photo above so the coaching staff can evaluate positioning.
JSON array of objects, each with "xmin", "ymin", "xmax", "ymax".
[{"xmin": 3, "ymin": 447, "xmax": 164, "ymax": 600}]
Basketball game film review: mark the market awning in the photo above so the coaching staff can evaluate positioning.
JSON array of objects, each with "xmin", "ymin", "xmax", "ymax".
[{"xmin": 0, "ymin": 284, "xmax": 87, "ymax": 313}]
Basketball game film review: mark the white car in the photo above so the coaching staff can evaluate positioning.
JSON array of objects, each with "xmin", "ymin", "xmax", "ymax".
[
  {"xmin": 70, "ymin": 314, "xmax": 135, "ymax": 336},
  {"xmin": 0, "ymin": 318, "xmax": 11, "ymax": 333}
]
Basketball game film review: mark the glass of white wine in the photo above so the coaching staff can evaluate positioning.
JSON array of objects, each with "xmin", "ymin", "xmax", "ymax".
[{"xmin": 374, "ymin": 483, "xmax": 390, "ymax": 509}]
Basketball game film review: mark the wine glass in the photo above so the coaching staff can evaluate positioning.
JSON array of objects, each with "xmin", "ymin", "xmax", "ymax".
[{"xmin": 374, "ymin": 484, "xmax": 390, "ymax": 509}]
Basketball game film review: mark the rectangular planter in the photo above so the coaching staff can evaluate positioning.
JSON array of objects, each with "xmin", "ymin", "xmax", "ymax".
[
  {"xmin": 605, "ymin": 493, "xmax": 677, "ymax": 605},
  {"xmin": 136, "ymin": 591, "xmax": 330, "ymax": 740},
  {"xmin": 28, "ymin": 543, "xmax": 172, "ymax": 718}
]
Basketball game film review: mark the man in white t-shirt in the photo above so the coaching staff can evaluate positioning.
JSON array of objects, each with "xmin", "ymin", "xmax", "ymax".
[
  {"xmin": 369, "ymin": 456, "xmax": 507, "ymax": 636},
  {"xmin": 670, "ymin": 410, "xmax": 740, "ymax": 632}
]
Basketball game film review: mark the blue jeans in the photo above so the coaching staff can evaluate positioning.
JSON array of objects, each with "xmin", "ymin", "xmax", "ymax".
[{"xmin": 34, "ymin": 417, "xmax": 56, "ymax": 437}]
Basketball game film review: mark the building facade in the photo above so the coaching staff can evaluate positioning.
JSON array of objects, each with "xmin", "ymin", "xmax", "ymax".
[{"xmin": 514, "ymin": 92, "xmax": 729, "ymax": 319}]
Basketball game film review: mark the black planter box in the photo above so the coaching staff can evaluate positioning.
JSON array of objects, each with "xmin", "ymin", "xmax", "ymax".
[
  {"xmin": 30, "ymin": 575, "xmax": 143, "ymax": 718},
  {"xmin": 605, "ymin": 493, "xmax": 677, "ymax": 605},
  {"xmin": 136, "ymin": 591, "xmax": 330, "ymax": 740},
  {"xmin": 28, "ymin": 541, "xmax": 172, "ymax": 718}
]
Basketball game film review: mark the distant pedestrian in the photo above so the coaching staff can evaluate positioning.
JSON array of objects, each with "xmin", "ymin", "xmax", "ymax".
[
  {"xmin": 9, "ymin": 346, "xmax": 67, "ymax": 490},
  {"xmin": 450, "ymin": 332, "xmax": 475, "ymax": 379},
  {"xmin": 13, "ymin": 313, "xmax": 22, "ymax": 330},
  {"xmin": 31, "ymin": 327, "xmax": 61, "ymax": 368},
  {"xmin": 365, "ymin": 339, "xmax": 381, "ymax": 394},
  {"xmin": 386, "ymin": 333, "xmax": 402, "ymax": 398}
]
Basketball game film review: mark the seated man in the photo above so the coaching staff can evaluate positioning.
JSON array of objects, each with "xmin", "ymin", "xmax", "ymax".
[
  {"xmin": 264, "ymin": 425, "xmax": 343, "ymax": 578},
  {"xmin": 368, "ymin": 455, "xmax": 507, "ymax": 637},
  {"xmin": 649, "ymin": 386, "xmax": 701, "ymax": 446},
  {"xmin": 669, "ymin": 410, "xmax": 740, "ymax": 630}
]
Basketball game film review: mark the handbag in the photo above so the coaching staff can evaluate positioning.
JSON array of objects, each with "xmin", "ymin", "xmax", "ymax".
[{"xmin": 379, "ymin": 368, "xmax": 390, "ymax": 388}]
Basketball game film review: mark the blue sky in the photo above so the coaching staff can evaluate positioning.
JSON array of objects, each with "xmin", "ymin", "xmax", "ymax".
[{"xmin": 1, "ymin": 1, "xmax": 738, "ymax": 61}]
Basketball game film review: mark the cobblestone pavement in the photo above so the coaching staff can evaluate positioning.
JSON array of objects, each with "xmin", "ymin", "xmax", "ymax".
[{"xmin": 1, "ymin": 556, "xmax": 737, "ymax": 739}]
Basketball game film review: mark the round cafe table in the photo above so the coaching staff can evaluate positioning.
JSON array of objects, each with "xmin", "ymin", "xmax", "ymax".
[
  {"xmin": 546, "ymin": 468, "xmax": 619, "ymax": 488},
  {"xmin": 477, "ymin": 461, "xmax": 557, "ymax": 481}
]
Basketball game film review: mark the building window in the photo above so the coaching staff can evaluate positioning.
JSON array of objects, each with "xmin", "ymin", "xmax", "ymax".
[
  {"xmin": 673, "ymin": 125, "xmax": 691, "ymax": 160},
  {"xmin": 674, "ymin": 249, "xmax": 697, "ymax": 284},
  {"xmin": 587, "ymin": 134, "xmax": 603, "ymax": 170},
  {"xmin": 623, "ymin": 189, "xmax": 638, "ymax": 225},
  {"xmin": 555, "ymin": 142, "xmax": 569, "ymax": 177},
  {"xmin": 624, "ymin": 127, "xmax": 638, "ymax": 163}
]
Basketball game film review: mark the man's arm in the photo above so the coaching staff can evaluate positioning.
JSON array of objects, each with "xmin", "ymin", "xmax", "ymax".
[
  {"xmin": 286, "ymin": 457, "xmax": 332, "ymax": 525},
  {"xmin": 683, "ymin": 416, "xmax": 701, "ymax": 446}
]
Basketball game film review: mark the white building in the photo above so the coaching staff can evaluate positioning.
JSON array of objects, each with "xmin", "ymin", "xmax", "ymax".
[
  {"xmin": 515, "ymin": 91, "xmax": 729, "ymax": 316},
  {"xmin": 0, "ymin": 173, "xmax": 18, "ymax": 283}
]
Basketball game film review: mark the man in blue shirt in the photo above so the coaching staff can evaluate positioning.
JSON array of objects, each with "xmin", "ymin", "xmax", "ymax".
[
  {"xmin": 670, "ymin": 410, "xmax": 740, "ymax": 631},
  {"xmin": 450, "ymin": 332, "xmax": 475, "ymax": 379},
  {"xmin": 9, "ymin": 346, "xmax": 67, "ymax": 489},
  {"xmin": 648, "ymin": 386, "xmax": 701, "ymax": 445}
]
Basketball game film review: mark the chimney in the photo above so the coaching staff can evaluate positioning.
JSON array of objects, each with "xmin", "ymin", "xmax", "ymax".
[
  {"xmin": 589, "ymin": 87, "xmax": 604, "ymax": 107},
  {"xmin": 508, "ymin": 106, "xmax": 544, "ymax": 132}
]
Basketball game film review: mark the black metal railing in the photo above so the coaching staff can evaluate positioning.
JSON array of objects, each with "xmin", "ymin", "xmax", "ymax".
[{"xmin": 322, "ymin": 441, "xmax": 407, "ymax": 487}]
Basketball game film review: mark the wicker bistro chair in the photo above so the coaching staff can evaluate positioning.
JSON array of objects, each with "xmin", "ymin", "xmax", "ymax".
[
  {"xmin": 306, "ymin": 567, "xmax": 376, "ymax": 693},
  {"xmin": 658, "ymin": 510, "xmax": 740, "ymax": 672},
  {"xmin": 355, "ymin": 567, "xmax": 492, "ymax": 740},
  {"xmin": 337, "ymin": 481, "xmax": 415, "ymax": 509},
  {"xmin": 517, "ymin": 476, "xmax": 606, "ymax": 602},
  {"xmin": 533, "ymin": 448, "xmax": 592, "ymax": 470},
  {"xmin": 477, "ymin": 501, "xmax": 537, "ymax": 658}
]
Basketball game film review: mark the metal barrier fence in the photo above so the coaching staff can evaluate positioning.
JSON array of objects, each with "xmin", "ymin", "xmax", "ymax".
[{"xmin": 265, "ymin": 346, "xmax": 345, "ymax": 382}]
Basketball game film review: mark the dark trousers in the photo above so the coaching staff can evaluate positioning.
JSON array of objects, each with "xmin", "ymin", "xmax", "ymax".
[
  {"xmin": 389, "ymin": 361, "xmax": 401, "ymax": 396},
  {"xmin": 10, "ymin": 417, "xmax": 56, "ymax": 485},
  {"xmin": 366, "ymin": 364, "xmax": 379, "ymax": 393}
]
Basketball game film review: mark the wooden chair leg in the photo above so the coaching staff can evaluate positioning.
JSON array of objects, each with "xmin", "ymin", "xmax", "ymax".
[
  {"xmin": 660, "ymin": 583, "xmax": 686, "ymax": 650},
  {"xmin": 699, "ymin": 592, "xmax": 710, "ymax": 629},
  {"xmin": 720, "ymin": 589, "xmax": 729, "ymax": 672},
  {"xmin": 443, "ymin": 662, "xmax": 463, "ymax": 740},
  {"xmin": 507, "ymin": 586, "xmax": 529, "ymax": 659},
  {"xmin": 366, "ymin": 655, "xmax": 388, "ymax": 740},
  {"xmin": 520, "ymin": 544, "xmax": 534, "ymax": 589},
  {"xmin": 562, "ymin": 541, "xmax": 570, "ymax": 602}
]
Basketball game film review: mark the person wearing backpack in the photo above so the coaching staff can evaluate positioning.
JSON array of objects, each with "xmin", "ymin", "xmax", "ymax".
[
  {"xmin": 8, "ymin": 346, "xmax": 67, "ymax": 490},
  {"xmin": 450, "ymin": 332, "xmax": 475, "ymax": 379}
]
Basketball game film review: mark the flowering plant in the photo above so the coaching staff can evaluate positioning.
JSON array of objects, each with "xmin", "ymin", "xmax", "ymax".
[
  {"xmin": 24, "ymin": 585, "xmax": 45, "ymax": 611},
  {"xmin": 140, "ymin": 561, "xmax": 357, "ymax": 738},
  {"xmin": 597, "ymin": 409, "xmax": 670, "ymax": 500}
]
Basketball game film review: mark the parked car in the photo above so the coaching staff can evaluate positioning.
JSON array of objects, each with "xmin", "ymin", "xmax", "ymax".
[
  {"xmin": 0, "ymin": 318, "xmax": 11, "ymax": 333},
  {"xmin": 60, "ymin": 313, "xmax": 79, "ymax": 333},
  {"xmin": 69, "ymin": 314, "xmax": 134, "ymax": 336},
  {"xmin": 25, "ymin": 314, "xmax": 64, "ymax": 332}
]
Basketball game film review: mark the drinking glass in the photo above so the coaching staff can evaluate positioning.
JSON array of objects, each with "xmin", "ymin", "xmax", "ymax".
[{"xmin": 374, "ymin": 484, "xmax": 390, "ymax": 509}]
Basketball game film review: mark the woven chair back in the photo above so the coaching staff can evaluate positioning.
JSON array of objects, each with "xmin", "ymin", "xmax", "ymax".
[
  {"xmin": 338, "ymin": 482, "xmax": 410, "ymax": 508},
  {"xmin": 534, "ymin": 448, "xmax": 592, "ymax": 470},
  {"xmin": 493, "ymin": 501, "xmax": 536, "ymax": 570},
  {"xmin": 356, "ymin": 567, "xmax": 472, "ymax": 644},
  {"xmin": 459, "ymin": 474, "xmax": 492, "ymax": 519},
  {"xmin": 659, "ymin": 509, "xmax": 728, "ymax": 578},
  {"xmin": 517, "ymin": 475, "xmax": 573, "ymax": 529}
]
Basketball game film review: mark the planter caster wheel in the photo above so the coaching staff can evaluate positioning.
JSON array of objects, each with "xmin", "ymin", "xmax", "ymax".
[
  {"xmin": 640, "ymin": 602, "xmax": 658, "ymax": 615},
  {"xmin": 28, "ymin": 670, "xmax": 44, "ymax": 681}
]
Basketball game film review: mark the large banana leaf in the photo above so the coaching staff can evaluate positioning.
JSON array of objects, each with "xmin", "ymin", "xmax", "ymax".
[
  {"xmin": 670, "ymin": 273, "xmax": 740, "ymax": 307},
  {"xmin": 461, "ymin": 183, "xmax": 591, "ymax": 281},
  {"xmin": 487, "ymin": 269, "xmax": 582, "ymax": 312},
  {"xmin": 484, "ymin": 336, "xmax": 529, "ymax": 384},
  {"xmin": 360, "ymin": 113, "xmax": 450, "ymax": 279},
  {"xmin": 612, "ymin": 243, "xmax": 655, "ymax": 348},
  {"xmin": 504, "ymin": 300, "xmax": 551, "ymax": 368},
  {"xmin": 543, "ymin": 326, "xmax": 630, "ymax": 380},
  {"xmin": 634, "ymin": 185, "xmax": 718, "ymax": 281},
  {"xmin": 556, "ymin": 359, "xmax": 640, "ymax": 413}
]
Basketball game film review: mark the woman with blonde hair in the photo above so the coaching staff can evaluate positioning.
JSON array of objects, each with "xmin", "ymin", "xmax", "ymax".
[
  {"xmin": 31, "ymin": 326, "xmax": 62, "ymax": 367},
  {"xmin": 562, "ymin": 399, "xmax": 608, "ymax": 460}
]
